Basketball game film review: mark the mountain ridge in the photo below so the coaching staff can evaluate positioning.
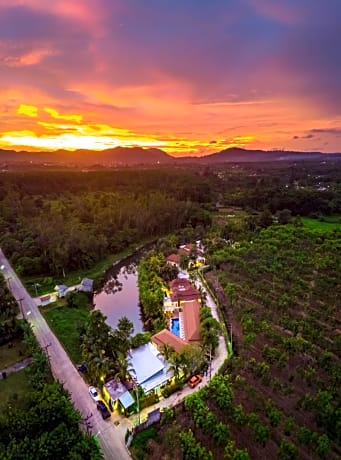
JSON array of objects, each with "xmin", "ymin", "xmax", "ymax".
[{"xmin": 0, "ymin": 145, "xmax": 340, "ymax": 165}]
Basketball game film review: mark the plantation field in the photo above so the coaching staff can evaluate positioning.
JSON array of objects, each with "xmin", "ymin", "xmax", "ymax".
[{"xmin": 146, "ymin": 224, "xmax": 341, "ymax": 459}]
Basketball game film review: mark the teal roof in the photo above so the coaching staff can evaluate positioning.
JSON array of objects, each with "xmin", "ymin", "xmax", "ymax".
[{"xmin": 119, "ymin": 391, "xmax": 135, "ymax": 409}]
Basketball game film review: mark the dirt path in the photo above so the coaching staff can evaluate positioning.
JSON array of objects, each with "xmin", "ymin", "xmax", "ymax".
[{"xmin": 0, "ymin": 357, "xmax": 33, "ymax": 378}]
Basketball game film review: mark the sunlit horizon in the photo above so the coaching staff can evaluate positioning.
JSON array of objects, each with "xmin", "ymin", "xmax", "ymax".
[{"xmin": 1, "ymin": 1, "xmax": 340, "ymax": 155}]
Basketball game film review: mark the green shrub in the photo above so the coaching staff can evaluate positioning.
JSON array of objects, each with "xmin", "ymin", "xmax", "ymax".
[
  {"xmin": 161, "ymin": 381, "xmax": 183, "ymax": 398},
  {"xmin": 130, "ymin": 426, "xmax": 158, "ymax": 450},
  {"xmin": 139, "ymin": 391, "xmax": 159, "ymax": 410}
]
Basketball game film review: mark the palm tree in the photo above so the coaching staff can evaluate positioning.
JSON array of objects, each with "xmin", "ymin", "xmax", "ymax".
[
  {"xmin": 128, "ymin": 365, "xmax": 141, "ymax": 425},
  {"xmin": 113, "ymin": 352, "xmax": 129, "ymax": 382},
  {"xmin": 159, "ymin": 343, "xmax": 174, "ymax": 361},
  {"xmin": 168, "ymin": 352, "xmax": 183, "ymax": 382}
]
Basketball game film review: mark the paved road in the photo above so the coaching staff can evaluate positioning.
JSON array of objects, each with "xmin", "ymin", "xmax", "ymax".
[{"xmin": 0, "ymin": 249, "xmax": 130, "ymax": 460}]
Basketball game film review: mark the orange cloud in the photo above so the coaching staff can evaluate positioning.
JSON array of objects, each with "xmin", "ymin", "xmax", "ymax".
[{"xmin": 44, "ymin": 107, "xmax": 83, "ymax": 123}]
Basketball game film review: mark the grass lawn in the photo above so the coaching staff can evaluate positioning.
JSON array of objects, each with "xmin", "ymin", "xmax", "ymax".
[
  {"xmin": 42, "ymin": 302, "xmax": 90, "ymax": 363},
  {"xmin": 0, "ymin": 368, "xmax": 32, "ymax": 410},
  {"xmin": 130, "ymin": 426, "xmax": 158, "ymax": 451},
  {"xmin": 0, "ymin": 338, "xmax": 31, "ymax": 370},
  {"xmin": 302, "ymin": 215, "xmax": 341, "ymax": 232}
]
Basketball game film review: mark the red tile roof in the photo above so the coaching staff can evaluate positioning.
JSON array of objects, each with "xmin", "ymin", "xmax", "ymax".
[
  {"xmin": 182, "ymin": 301, "xmax": 201, "ymax": 342},
  {"xmin": 151, "ymin": 329, "xmax": 187, "ymax": 354},
  {"xmin": 169, "ymin": 279, "xmax": 200, "ymax": 303},
  {"xmin": 166, "ymin": 253, "xmax": 180, "ymax": 264}
]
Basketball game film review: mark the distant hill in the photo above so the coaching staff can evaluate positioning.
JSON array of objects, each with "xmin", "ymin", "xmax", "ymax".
[
  {"xmin": 0, "ymin": 146, "xmax": 340, "ymax": 166},
  {"xmin": 199, "ymin": 147, "xmax": 341, "ymax": 163},
  {"xmin": 0, "ymin": 146, "xmax": 174, "ymax": 165}
]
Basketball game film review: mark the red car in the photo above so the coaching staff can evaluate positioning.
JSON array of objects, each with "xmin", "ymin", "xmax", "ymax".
[{"xmin": 188, "ymin": 374, "xmax": 202, "ymax": 388}]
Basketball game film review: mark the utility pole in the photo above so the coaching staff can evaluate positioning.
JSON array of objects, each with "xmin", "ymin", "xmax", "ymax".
[
  {"xmin": 129, "ymin": 366, "xmax": 140, "ymax": 426},
  {"xmin": 18, "ymin": 298, "xmax": 25, "ymax": 320},
  {"xmin": 134, "ymin": 378, "xmax": 140, "ymax": 425},
  {"xmin": 43, "ymin": 343, "xmax": 52, "ymax": 368},
  {"xmin": 83, "ymin": 412, "xmax": 93, "ymax": 434},
  {"xmin": 209, "ymin": 344, "xmax": 212, "ymax": 381}
]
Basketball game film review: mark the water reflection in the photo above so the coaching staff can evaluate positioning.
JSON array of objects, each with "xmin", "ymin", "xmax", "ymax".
[
  {"xmin": 103, "ymin": 263, "xmax": 137, "ymax": 295},
  {"xmin": 94, "ymin": 263, "xmax": 143, "ymax": 333}
]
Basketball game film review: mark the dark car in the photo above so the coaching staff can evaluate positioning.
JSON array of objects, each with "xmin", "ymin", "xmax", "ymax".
[
  {"xmin": 77, "ymin": 364, "xmax": 88, "ymax": 373},
  {"xmin": 97, "ymin": 401, "xmax": 111, "ymax": 420}
]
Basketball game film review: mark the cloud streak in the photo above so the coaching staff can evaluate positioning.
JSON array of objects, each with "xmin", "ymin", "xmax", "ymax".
[{"xmin": 0, "ymin": 0, "xmax": 340, "ymax": 154}]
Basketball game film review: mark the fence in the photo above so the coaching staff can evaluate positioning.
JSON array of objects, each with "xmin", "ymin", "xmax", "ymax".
[{"xmin": 126, "ymin": 408, "xmax": 161, "ymax": 448}]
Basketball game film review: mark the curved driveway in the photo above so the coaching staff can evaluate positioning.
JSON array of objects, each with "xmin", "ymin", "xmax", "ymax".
[{"xmin": 0, "ymin": 249, "xmax": 130, "ymax": 460}]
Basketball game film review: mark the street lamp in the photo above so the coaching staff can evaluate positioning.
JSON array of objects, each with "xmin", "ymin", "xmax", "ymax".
[{"xmin": 34, "ymin": 283, "xmax": 40, "ymax": 297}]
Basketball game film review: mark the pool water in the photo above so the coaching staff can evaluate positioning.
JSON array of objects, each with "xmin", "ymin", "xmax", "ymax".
[{"xmin": 171, "ymin": 317, "xmax": 180, "ymax": 337}]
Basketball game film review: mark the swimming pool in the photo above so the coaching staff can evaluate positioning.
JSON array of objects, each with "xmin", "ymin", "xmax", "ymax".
[{"xmin": 171, "ymin": 317, "xmax": 180, "ymax": 337}]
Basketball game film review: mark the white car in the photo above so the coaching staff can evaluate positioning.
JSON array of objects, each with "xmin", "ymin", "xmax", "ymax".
[{"xmin": 89, "ymin": 386, "xmax": 100, "ymax": 402}]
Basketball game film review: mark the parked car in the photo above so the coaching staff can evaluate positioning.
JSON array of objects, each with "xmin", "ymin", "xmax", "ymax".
[
  {"xmin": 188, "ymin": 374, "xmax": 202, "ymax": 388},
  {"xmin": 77, "ymin": 364, "xmax": 88, "ymax": 373},
  {"xmin": 88, "ymin": 386, "xmax": 100, "ymax": 402},
  {"xmin": 97, "ymin": 401, "xmax": 111, "ymax": 420}
]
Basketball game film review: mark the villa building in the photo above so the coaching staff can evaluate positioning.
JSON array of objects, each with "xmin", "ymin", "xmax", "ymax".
[
  {"xmin": 162, "ymin": 273, "xmax": 202, "ymax": 347},
  {"xmin": 79, "ymin": 277, "xmax": 94, "ymax": 293},
  {"xmin": 181, "ymin": 300, "xmax": 201, "ymax": 342},
  {"xmin": 166, "ymin": 253, "xmax": 180, "ymax": 267},
  {"xmin": 168, "ymin": 278, "xmax": 201, "ymax": 308},
  {"xmin": 151, "ymin": 328, "xmax": 188, "ymax": 354},
  {"xmin": 54, "ymin": 284, "xmax": 68, "ymax": 298},
  {"xmin": 128, "ymin": 343, "xmax": 173, "ymax": 395},
  {"xmin": 166, "ymin": 241, "xmax": 206, "ymax": 269},
  {"xmin": 103, "ymin": 379, "xmax": 135, "ymax": 415}
]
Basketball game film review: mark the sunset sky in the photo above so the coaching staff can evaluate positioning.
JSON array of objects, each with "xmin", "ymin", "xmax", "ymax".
[{"xmin": 1, "ymin": 0, "xmax": 341, "ymax": 156}]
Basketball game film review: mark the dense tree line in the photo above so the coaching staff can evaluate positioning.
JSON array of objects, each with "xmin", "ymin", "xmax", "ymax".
[
  {"xmin": 0, "ymin": 274, "xmax": 21, "ymax": 345},
  {"xmin": 0, "ymin": 323, "xmax": 102, "ymax": 459},
  {"xmin": 0, "ymin": 163, "xmax": 339, "ymax": 279},
  {"xmin": 0, "ymin": 169, "xmax": 212, "ymax": 277},
  {"xmin": 216, "ymin": 160, "xmax": 341, "ymax": 215},
  {"xmin": 138, "ymin": 251, "xmax": 171, "ymax": 333}
]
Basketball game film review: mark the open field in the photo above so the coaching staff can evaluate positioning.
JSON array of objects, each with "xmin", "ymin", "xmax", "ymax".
[
  {"xmin": 0, "ymin": 368, "xmax": 32, "ymax": 410},
  {"xmin": 0, "ymin": 338, "xmax": 30, "ymax": 370},
  {"xmin": 302, "ymin": 215, "xmax": 341, "ymax": 232},
  {"xmin": 42, "ymin": 301, "xmax": 90, "ymax": 363}
]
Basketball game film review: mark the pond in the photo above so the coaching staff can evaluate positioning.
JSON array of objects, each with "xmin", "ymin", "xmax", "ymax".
[{"xmin": 93, "ymin": 262, "xmax": 143, "ymax": 333}]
